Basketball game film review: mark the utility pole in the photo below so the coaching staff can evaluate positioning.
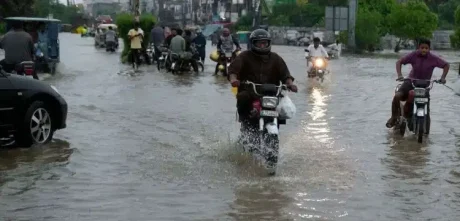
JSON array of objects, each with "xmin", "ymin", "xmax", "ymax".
[
  {"xmin": 131, "ymin": 0, "xmax": 140, "ymax": 20},
  {"xmin": 158, "ymin": 0, "xmax": 164, "ymax": 21},
  {"xmin": 348, "ymin": 0, "xmax": 357, "ymax": 49}
]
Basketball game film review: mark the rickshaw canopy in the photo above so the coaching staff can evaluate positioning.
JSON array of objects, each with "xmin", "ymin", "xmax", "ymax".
[
  {"xmin": 4, "ymin": 17, "xmax": 61, "ymax": 23},
  {"xmin": 97, "ymin": 24, "xmax": 117, "ymax": 30}
]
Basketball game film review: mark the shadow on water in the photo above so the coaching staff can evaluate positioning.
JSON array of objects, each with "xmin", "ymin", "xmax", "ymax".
[
  {"xmin": 382, "ymin": 132, "xmax": 430, "ymax": 180},
  {"xmin": 227, "ymin": 180, "xmax": 293, "ymax": 220},
  {"xmin": 380, "ymin": 132, "xmax": 432, "ymax": 219}
]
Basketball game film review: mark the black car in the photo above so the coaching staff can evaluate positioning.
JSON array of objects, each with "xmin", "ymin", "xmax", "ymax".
[{"xmin": 0, "ymin": 67, "xmax": 67, "ymax": 147}]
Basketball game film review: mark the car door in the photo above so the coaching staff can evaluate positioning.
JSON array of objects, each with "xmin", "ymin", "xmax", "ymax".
[{"xmin": 0, "ymin": 74, "xmax": 17, "ymax": 128}]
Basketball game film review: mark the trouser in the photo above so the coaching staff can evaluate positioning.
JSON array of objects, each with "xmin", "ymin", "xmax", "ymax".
[
  {"xmin": 153, "ymin": 45, "xmax": 161, "ymax": 62},
  {"xmin": 130, "ymin": 49, "xmax": 141, "ymax": 66},
  {"xmin": 106, "ymin": 41, "xmax": 116, "ymax": 49},
  {"xmin": 306, "ymin": 60, "xmax": 313, "ymax": 73},
  {"xmin": 197, "ymin": 47, "xmax": 206, "ymax": 64}
]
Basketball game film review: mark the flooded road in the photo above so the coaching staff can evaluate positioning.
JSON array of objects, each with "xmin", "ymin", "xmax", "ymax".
[{"xmin": 2, "ymin": 33, "xmax": 460, "ymax": 220}]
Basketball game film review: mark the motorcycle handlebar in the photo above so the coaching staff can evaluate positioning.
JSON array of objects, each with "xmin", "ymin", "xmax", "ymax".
[
  {"xmin": 397, "ymin": 78, "xmax": 439, "ymax": 89},
  {"xmin": 242, "ymin": 81, "xmax": 287, "ymax": 96}
]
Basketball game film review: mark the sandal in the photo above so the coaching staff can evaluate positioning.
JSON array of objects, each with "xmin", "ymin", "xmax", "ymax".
[{"xmin": 386, "ymin": 118, "xmax": 397, "ymax": 128}]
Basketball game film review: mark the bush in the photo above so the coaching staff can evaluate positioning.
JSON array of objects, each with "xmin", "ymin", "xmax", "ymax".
[
  {"xmin": 116, "ymin": 13, "xmax": 156, "ymax": 62},
  {"xmin": 450, "ymin": 6, "xmax": 460, "ymax": 49}
]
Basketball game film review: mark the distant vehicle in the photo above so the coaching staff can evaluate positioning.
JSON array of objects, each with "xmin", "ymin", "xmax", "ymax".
[
  {"xmin": 94, "ymin": 24, "xmax": 118, "ymax": 48},
  {"xmin": 0, "ymin": 65, "xmax": 67, "ymax": 147}
]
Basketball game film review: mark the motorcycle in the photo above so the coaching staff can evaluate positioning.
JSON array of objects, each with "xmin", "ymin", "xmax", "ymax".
[
  {"xmin": 216, "ymin": 49, "xmax": 240, "ymax": 76},
  {"xmin": 105, "ymin": 41, "xmax": 117, "ymax": 52},
  {"xmin": 394, "ymin": 78, "xmax": 439, "ymax": 143},
  {"xmin": 305, "ymin": 50, "xmax": 327, "ymax": 82},
  {"xmin": 157, "ymin": 46, "xmax": 169, "ymax": 71},
  {"xmin": 169, "ymin": 47, "xmax": 204, "ymax": 74},
  {"xmin": 238, "ymin": 81, "xmax": 288, "ymax": 175},
  {"xmin": 146, "ymin": 43, "xmax": 156, "ymax": 64},
  {"xmin": 0, "ymin": 61, "xmax": 38, "ymax": 80}
]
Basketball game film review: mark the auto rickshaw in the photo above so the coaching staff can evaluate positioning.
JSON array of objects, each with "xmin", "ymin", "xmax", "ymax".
[
  {"xmin": 4, "ymin": 17, "xmax": 61, "ymax": 75},
  {"xmin": 94, "ymin": 24, "xmax": 118, "ymax": 48}
]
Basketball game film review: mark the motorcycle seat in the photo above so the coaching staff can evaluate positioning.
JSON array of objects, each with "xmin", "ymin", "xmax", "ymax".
[{"xmin": 412, "ymin": 79, "xmax": 431, "ymax": 88}]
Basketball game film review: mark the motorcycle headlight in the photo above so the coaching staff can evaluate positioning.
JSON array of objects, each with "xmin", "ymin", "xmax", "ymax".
[
  {"xmin": 314, "ymin": 58, "xmax": 324, "ymax": 67},
  {"xmin": 414, "ymin": 88, "xmax": 426, "ymax": 96},
  {"xmin": 262, "ymin": 97, "xmax": 278, "ymax": 108}
]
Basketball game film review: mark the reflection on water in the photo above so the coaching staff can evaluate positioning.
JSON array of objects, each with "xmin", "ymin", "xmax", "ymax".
[
  {"xmin": 228, "ymin": 181, "xmax": 293, "ymax": 220},
  {"xmin": 0, "ymin": 139, "xmax": 73, "ymax": 194},
  {"xmin": 0, "ymin": 139, "xmax": 73, "ymax": 172},
  {"xmin": 380, "ymin": 133, "xmax": 433, "ymax": 219},
  {"xmin": 303, "ymin": 87, "xmax": 331, "ymax": 143}
]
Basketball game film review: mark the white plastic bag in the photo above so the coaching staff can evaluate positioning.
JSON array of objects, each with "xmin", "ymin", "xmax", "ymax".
[{"xmin": 276, "ymin": 95, "xmax": 296, "ymax": 119}]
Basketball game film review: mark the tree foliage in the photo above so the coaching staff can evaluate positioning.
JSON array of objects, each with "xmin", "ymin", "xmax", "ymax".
[
  {"xmin": 268, "ymin": 3, "xmax": 324, "ymax": 27},
  {"xmin": 0, "ymin": 0, "xmax": 35, "ymax": 17},
  {"xmin": 355, "ymin": 6, "xmax": 383, "ymax": 51},
  {"xmin": 387, "ymin": 1, "xmax": 438, "ymax": 41},
  {"xmin": 449, "ymin": 5, "xmax": 460, "ymax": 48},
  {"xmin": 437, "ymin": 0, "xmax": 460, "ymax": 28},
  {"xmin": 33, "ymin": 0, "xmax": 81, "ymax": 24}
]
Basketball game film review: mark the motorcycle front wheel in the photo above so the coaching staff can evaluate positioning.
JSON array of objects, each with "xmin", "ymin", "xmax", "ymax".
[
  {"xmin": 198, "ymin": 62, "xmax": 204, "ymax": 72},
  {"xmin": 417, "ymin": 117, "xmax": 424, "ymax": 143},
  {"xmin": 264, "ymin": 133, "xmax": 279, "ymax": 175}
]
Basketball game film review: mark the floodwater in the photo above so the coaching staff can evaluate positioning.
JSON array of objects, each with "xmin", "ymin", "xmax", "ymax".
[{"xmin": 1, "ymin": 33, "xmax": 460, "ymax": 220}]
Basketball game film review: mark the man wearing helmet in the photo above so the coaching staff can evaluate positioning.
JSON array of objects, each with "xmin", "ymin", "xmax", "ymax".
[
  {"xmin": 228, "ymin": 29, "xmax": 298, "ymax": 124},
  {"xmin": 215, "ymin": 28, "xmax": 241, "ymax": 75}
]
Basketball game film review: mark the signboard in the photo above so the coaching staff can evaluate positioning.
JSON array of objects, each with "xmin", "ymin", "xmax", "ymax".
[{"xmin": 325, "ymin": 6, "xmax": 348, "ymax": 31}]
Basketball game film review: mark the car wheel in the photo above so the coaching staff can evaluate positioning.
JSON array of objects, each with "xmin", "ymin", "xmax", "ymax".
[{"xmin": 15, "ymin": 101, "xmax": 54, "ymax": 147}]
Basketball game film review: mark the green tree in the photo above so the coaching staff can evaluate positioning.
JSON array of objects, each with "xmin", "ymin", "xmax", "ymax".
[
  {"xmin": 437, "ymin": 0, "xmax": 460, "ymax": 28},
  {"xmin": 268, "ymin": 3, "xmax": 324, "ymax": 27},
  {"xmin": 355, "ymin": 6, "xmax": 383, "ymax": 51},
  {"xmin": 388, "ymin": 1, "xmax": 438, "ymax": 43},
  {"xmin": 449, "ymin": 5, "xmax": 460, "ymax": 48},
  {"xmin": 33, "ymin": 0, "xmax": 80, "ymax": 24},
  {"xmin": 359, "ymin": 0, "xmax": 397, "ymax": 35},
  {"xmin": 0, "ymin": 0, "xmax": 35, "ymax": 17},
  {"xmin": 234, "ymin": 13, "xmax": 253, "ymax": 31}
]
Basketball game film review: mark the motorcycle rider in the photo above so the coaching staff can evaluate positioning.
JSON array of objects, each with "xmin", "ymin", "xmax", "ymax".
[
  {"xmin": 165, "ymin": 28, "xmax": 177, "ymax": 48},
  {"xmin": 105, "ymin": 26, "xmax": 117, "ymax": 51},
  {"xmin": 150, "ymin": 23, "xmax": 164, "ymax": 62},
  {"xmin": 184, "ymin": 30, "xmax": 193, "ymax": 52},
  {"xmin": 0, "ymin": 20, "xmax": 34, "ymax": 73},
  {"xmin": 386, "ymin": 38, "xmax": 449, "ymax": 128},
  {"xmin": 215, "ymin": 28, "xmax": 241, "ymax": 75},
  {"xmin": 228, "ymin": 29, "xmax": 298, "ymax": 127},
  {"xmin": 170, "ymin": 29, "xmax": 198, "ymax": 73},
  {"xmin": 192, "ymin": 29, "xmax": 207, "ymax": 64},
  {"xmin": 305, "ymin": 37, "xmax": 329, "ymax": 74}
]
